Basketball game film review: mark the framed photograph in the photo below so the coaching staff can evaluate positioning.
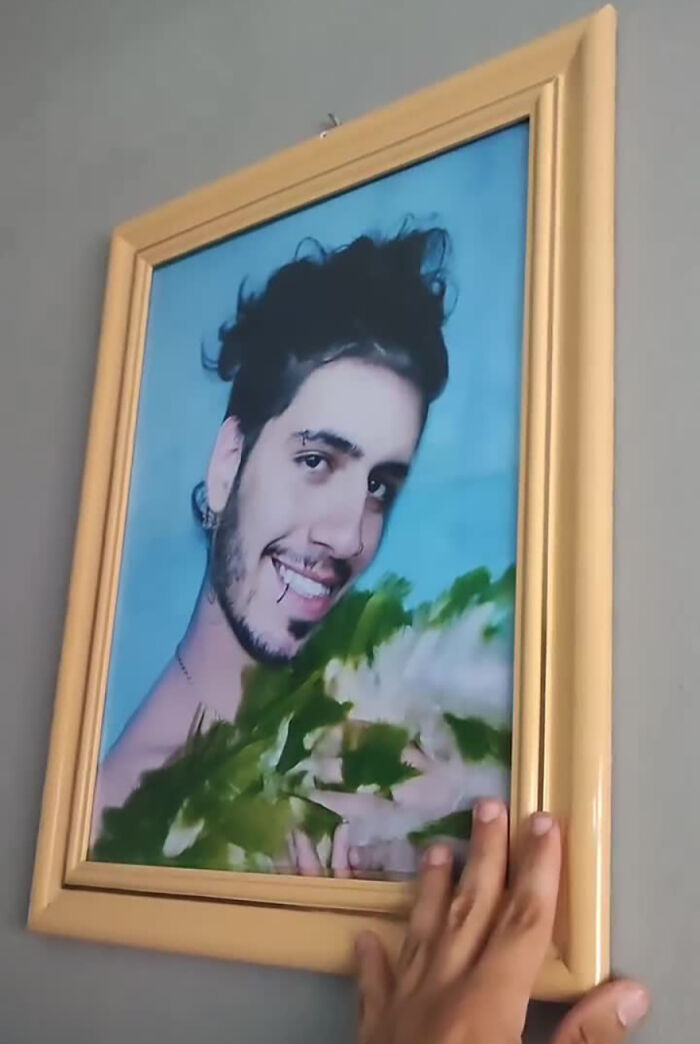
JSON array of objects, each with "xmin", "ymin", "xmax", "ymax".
[{"xmin": 29, "ymin": 7, "xmax": 616, "ymax": 1000}]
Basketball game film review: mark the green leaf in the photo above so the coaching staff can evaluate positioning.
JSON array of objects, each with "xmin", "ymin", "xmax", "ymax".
[
  {"xmin": 216, "ymin": 795, "xmax": 293, "ymax": 857},
  {"xmin": 341, "ymin": 723, "xmax": 418, "ymax": 790},
  {"xmin": 276, "ymin": 689, "xmax": 351, "ymax": 774},
  {"xmin": 429, "ymin": 568, "xmax": 493, "ymax": 627},
  {"xmin": 347, "ymin": 574, "xmax": 412, "ymax": 663},
  {"xmin": 445, "ymin": 714, "xmax": 493, "ymax": 760},
  {"xmin": 493, "ymin": 727, "xmax": 513, "ymax": 766},
  {"xmin": 408, "ymin": 810, "xmax": 474, "ymax": 844},
  {"xmin": 445, "ymin": 713, "xmax": 512, "ymax": 767},
  {"xmin": 297, "ymin": 798, "xmax": 343, "ymax": 842},
  {"xmin": 288, "ymin": 588, "xmax": 374, "ymax": 677},
  {"xmin": 235, "ymin": 664, "xmax": 307, "ymax": 738},
  {"xmin": 179, "ymin": 737, "xmax": 273, "ymax": 823},
  {"xmin": 91, "ymin": 720, "xmax": 245, "ymax": 864},
  {"xmin": 427, "ymin": 565, "xmax": 516, "ymax": 630},
  {"xmin": 491, "ymin": 564, "xmax": 516, "ymax": 606},
  {"xmin": 169, "ymin": 832, "xmax": 234, "ymax": 871}
]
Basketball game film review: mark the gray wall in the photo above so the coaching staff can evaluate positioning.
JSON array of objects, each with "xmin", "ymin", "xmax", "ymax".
[{"xmin": 1, "ymin": 0, "xmax": 697, "ymax": 1040}]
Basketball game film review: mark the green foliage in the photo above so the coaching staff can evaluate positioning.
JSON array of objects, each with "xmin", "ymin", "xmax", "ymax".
[
  {"xmin": 495, "ymin": 564, "xmax": 516, "ymax": 599},
  {"xmin": 428, "ymin": 568, "xmax": 493, "ymax": 626},
  {"xmin": 289, "ymin": 588, "xmax": 375, "ymax": 676},
  {"xmin": 276, "ymin": 690, "xmax": 351, "ymax": 775},
  {"xmin": 215, "ymin": 794, "xmax": 294, "ymax": 854},
  {"xmin": 93, "ymin": 566, "xmax": 514, "ymax": 872},
  {"xmin": 346, "ymin": 575, "xmax": 413, "ymax": 663},
  {"xmin": 341, "ymin": 723, "xmax": 419, "ymax": 792},
  {"xmin": 297, "ymin": 798, "xmax": 343, "ymax": 842},
  {"xmin": 92, "ymin": 719, "xmax": 246, "ymax": 865},
  {"xmin": 444, "ymin": 714, "xmax": 512, "ymax": 766},
  {"xmin": 408, "ymin": 809, "xmax": 474, "ymax": 845}
]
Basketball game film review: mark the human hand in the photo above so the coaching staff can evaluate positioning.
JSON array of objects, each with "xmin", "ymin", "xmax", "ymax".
[
  {"xmin": 356, "ymin": 802, "xmax": 649, "ymax": 1044},
  {"xmin": 289, "ymin": 815, "xmax": 418, "ymax": 878},
  {"xmin": 289, "ymin": 825, "xmax": 353, "ymax": 877},
  {"xmin": 305, "ymin": 789, "xmax": 420, "ymax": 876}
]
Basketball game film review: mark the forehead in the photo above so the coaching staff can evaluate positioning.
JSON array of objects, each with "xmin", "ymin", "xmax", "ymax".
[{"xmin": 274, "ymin": 358, "xmax": 424, "ymax": 462}]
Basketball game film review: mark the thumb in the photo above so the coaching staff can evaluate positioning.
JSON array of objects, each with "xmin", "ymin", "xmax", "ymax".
[
  {"xmin": 355, "ymin": 932, "xmax": 394, "ymax": 1044},
  {"xmin": 551, "ymin": 980, "xmax": 649, "ymax": 1044}
]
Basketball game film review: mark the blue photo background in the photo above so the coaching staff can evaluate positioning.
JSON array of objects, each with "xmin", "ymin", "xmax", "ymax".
[{"xmin": 100, "ymin": 122, "xmax": 530, "ymax": 756}]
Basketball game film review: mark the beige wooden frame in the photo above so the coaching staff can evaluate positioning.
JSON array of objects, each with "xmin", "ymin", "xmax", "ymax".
[{"xmin": 28, "ymin": 6, "xmax": 616, "ymax": 1001}]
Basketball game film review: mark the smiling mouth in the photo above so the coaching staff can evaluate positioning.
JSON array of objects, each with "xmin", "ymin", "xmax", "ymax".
[{"xmin": 272, "ymin": 558, "xmax": 337, "ymax": 600}]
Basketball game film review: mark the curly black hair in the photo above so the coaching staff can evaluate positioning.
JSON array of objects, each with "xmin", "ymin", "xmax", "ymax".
[{"xmin": 212, "ymin": 224, "xmax": 452, "ymax": 450}]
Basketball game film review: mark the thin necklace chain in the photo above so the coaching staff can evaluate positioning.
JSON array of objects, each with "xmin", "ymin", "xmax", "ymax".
[
  {"xmin": 175, "ymin": 645, "xmax": 226, "ymax": 730},
  {"xmin": 175, "ymin": 644, "xmax": 192, "ymax": 683}
]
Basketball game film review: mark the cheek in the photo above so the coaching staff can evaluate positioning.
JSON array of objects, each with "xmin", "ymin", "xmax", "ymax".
[
  {"xmin": 238, "ymin": 462, "xmax": 296, "ymax": 548},
  {"xmin": 270, "ymin": 460, "xmax": 327, "ymax": 533},
  {"xmin": 359, "ymin": 511, "xmax": 385, "ymax": 563}
]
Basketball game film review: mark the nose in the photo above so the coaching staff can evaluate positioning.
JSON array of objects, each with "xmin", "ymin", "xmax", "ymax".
[{"xmin": 309, "ymin": 492, "xmax": 365, "ymax": 560}]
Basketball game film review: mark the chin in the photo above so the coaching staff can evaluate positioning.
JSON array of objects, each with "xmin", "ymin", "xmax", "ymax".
[
  {"xmin": 261, "ymin": 630, "xmax": 311, "ymax": 665},
  {"xmin": 224, "ymin": 590, "xmax": 326, "ymax": 666}
]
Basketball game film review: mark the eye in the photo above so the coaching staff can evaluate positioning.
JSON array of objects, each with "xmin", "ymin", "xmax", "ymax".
[
  {"xmin": 302, "ymin": 454, "xmax": 323, "ymax": 470},
  {"xmin": 296, "ymin": 453, "xmax": 331, "ymax": 475},
  {"xmin": 368, "ymin": 475, "xmax": 389, "ymax": 503}
]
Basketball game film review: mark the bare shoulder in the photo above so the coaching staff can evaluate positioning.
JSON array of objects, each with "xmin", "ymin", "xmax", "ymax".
[{"xmin": 91, "ymin": 667, "xmax": 203, "ymax": 840}]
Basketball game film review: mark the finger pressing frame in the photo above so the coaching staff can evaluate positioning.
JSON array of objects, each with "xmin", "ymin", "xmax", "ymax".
[
  {"xmin": 469, "ymin": 812, "xmax": 561, "ymax": 1035},
  {"xmin": 292, "ymin": 830, "xmax": 323, "ymax": 876},
  {"xmin": 397, "ymin": 844, "xmax": 453, "ymax": 991},
  {"xmin": 437, "ymin": 798, "xmax": 508, "ymax": 980},
  {"xmin": 550, "ymin": 980, "xmax": 650, "ymax": 1044},
  {"xmin": 355, "ymin": 932, "xmax": 394, "ymax": 1044}
]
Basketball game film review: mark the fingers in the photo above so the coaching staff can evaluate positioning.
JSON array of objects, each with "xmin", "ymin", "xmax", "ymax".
[
  {"xmin": 355, "ymin": 932, "xmax": 394, "ymax": 1044},
  {"xmin": 437, "ymin": 798, "xmax": 509, "ymax": 979},
  {"xmin": 470, "ymin": 812, "xmax": 561, "ymax": 1035},
  {"xmin": 397, "ymin": 844, "xmax": 453, "ymax": 992},
  {"xmin": 291, "ymin": 830, "xmax": 323, "ymax": 875},
  {"xmin": 551, "ymin": 980, "xmax": 650, "ymax": 1043},
  {"xmin": 331, "ymin": 822, "xmax": 352, "ymax": 878},
  {"xmin": 346, "ymin": 839, "xmax": 422, "ymax": 878}
]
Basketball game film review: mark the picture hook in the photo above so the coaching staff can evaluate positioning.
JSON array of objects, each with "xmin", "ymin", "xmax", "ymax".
[{"xmin": 320, "ymin": 112, "xmax": 342, "ymax": 138}]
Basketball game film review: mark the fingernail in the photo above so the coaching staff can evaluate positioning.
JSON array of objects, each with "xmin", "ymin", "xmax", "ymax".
[
  {"xmin": 426, "ymin": 844, "xmax": 451, "ymax": 866},
  {"xmin": 617, "ymin": 988, "xmax": 649, "ymax": 1028},
  {"xmin": 476, "ymin": 799, "xmax": 502, "ymax": 823},
  {"xmin": 355, "ymin": 931, "xmax": 375, "ymax": 957},
  {"xmin": 531, "ymin": 812, "xmax": 554, "ymax": 836}
]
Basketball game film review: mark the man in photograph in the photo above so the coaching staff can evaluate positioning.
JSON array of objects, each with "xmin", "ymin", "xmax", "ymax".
[{"xmin": 92, "ymin": 226, "xmax": 451, "ymax": 844}]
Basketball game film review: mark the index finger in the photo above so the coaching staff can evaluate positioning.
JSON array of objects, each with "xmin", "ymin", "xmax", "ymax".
[
  {"xmin": 468, "ymin": 812, "xmax": 561, "ymax": 1035},
  {"xmin": 292, "ymin": 830, "xmax": 324, "ymax": 876}
]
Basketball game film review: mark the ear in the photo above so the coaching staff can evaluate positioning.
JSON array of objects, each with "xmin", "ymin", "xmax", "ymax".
[{"xmin": 206, "ymin": 416, "xmax": 244, "ymax": 513}]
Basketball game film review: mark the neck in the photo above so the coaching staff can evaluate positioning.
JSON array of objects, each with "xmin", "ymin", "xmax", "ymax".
[{"xmin": 175, "ymin": 579, "xmax": 253, "ymax": 721}]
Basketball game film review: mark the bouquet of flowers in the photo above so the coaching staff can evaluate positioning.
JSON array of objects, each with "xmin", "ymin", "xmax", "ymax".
[{"xmin": 93, "ymin": 566, "xmax": 514, "ymax": 876}]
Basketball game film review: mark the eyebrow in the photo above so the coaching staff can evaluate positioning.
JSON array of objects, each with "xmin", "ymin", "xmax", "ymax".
[{"xmin": 292, "ymin": 429, "xmax": 363, "ymax": 459}]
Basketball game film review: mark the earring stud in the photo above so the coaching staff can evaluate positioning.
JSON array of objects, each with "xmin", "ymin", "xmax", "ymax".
[{"xmin": 191, "ymin": 480, "xmax": 219, "ymax": 532}]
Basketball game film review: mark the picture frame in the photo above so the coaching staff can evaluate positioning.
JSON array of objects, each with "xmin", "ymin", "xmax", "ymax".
[{"xmin": 28, "ymin": 6, "xmax": 616, "ymax": 1001}]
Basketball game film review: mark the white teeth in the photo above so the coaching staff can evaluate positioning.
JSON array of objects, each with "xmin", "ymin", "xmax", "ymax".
[{"xmin": 278, "ymin": 563, "xmax": 331, "ymax": 599}]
